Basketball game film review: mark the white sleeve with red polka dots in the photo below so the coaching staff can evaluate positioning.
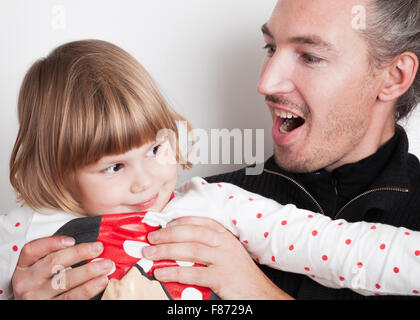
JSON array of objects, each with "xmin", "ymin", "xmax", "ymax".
[
  {"xmin": 0, "ymin": 205, "xmax": 75, "ymax": 300},
  {"xmin": 145, "ymin": 177, "xmax": 420, "ymax": 296}
]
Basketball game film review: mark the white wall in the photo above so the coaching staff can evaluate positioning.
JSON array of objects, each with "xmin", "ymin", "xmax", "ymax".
[
  {"xmin": 0, "ymin": 0, "xmax": 276, "ymax": 212},
  {"xmin": 1, "ymin": 0, "xmax": 419, "ymax": 212}
]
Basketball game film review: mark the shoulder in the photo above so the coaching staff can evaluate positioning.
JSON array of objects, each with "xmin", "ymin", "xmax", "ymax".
[
  {"xmin": 0, "ymin": 205, "xmax": 35, "ymax": 242},
  {"xmin": 405, "ymin": 152, "xmax": 420, "ymax": 207},
  {"xmin": 0, "ymin": 205, "xmax": 35, "ymax": 299},
  {"xmin": 204, "ymin": 157, "xmax": 300, "ymax": 202}
]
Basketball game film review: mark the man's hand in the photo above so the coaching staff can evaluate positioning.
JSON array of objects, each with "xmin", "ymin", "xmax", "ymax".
[
  {"xmin": 142, "ymin": 216, "xmax": 293, "ymax": 300},
  {"xmin": 12, "ymin": 236, "xmax": 113, "ymax": 300}
]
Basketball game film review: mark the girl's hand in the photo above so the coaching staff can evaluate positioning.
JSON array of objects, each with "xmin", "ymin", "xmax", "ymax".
[
  {"xmin": 142, "ymin": 216, "xmax": 293, "ymax": 300},
  {"xmin": 12, "ymin": 235, "xmax": 113, "ymax": 300}
]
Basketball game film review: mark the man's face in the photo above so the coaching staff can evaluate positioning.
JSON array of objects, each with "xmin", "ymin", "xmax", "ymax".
[{"xmin": 258, "ymin": 0, "xmax": 383, "ymax": 172}]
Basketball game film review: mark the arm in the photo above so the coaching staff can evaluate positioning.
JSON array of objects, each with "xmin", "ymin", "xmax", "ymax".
[{"xmin": 144, "ymin": 177, "xmax": 420, "ymax": 296}]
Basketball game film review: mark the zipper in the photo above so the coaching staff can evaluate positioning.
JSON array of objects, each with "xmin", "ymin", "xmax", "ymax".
[
  {"xmin": 264, "ymin": 168, "xmax": 409, "ymax": 219},
  {"xmin": 263, "ymin": 168, "xmax": 325, "ymax": 215},
  {"xmin": 333, "ymin": 187, "xmax": 409, "ymax": 219}
]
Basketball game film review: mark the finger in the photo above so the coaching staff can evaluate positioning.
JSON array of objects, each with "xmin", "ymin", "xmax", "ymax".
[
  {"xmin": 33, "ymin": 241, "xmax": 105, "ymax": 279},
  {"xmin": 147, "ymin": 224, "xmax": 224, "ymax": 246},
  {"xmin": 143, "ymin": 242, "xmax": 216, "ymax": 265},
  {"xmin": 153, "ymin": 266, "xmax": 214, "ymax": 289},
  {"xmin": 44, "ymin": 258, "xmax": 113, "ymax": 299},
  {"xmin": 17, "ymin": 235, "xmax": 76, "ymax": 268},
  {"xmin": 54, "ymin": 275, "xmax": 109, "ymax": 300},
  {"xmin": 167, "ymin": 216, "xmax": 227, "ymax": 232}
]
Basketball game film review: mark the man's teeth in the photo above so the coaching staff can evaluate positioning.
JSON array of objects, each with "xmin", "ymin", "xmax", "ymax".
[{"xmin": 274, "ymin": 110, "xmax": 299, "ymax": 119}]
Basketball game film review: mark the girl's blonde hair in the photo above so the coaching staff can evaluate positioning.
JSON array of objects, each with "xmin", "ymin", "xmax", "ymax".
[{"xmin": 10, "ymin": 39, "xmax": 192, "ymax": 214}]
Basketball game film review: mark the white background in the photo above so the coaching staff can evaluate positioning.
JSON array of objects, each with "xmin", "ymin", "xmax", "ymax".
[{"xmin": 1, "ymin": 0, "xmax": 419, "ymax": 212}]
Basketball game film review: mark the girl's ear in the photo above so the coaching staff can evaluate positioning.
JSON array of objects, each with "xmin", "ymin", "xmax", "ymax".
[{"xmin": 377, "ymin": 51, "xmax": 419, "ymax": 102}]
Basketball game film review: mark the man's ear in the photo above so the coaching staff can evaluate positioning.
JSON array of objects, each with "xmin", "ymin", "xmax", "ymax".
[{"xmin": 378, "ymin": 51, "xmax": 419, "ymax": 102}]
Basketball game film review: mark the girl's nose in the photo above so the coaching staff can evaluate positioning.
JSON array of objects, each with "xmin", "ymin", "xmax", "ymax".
[{"xmin": 130, "ymin": 167, "xmax": 153, "ymax": 194}]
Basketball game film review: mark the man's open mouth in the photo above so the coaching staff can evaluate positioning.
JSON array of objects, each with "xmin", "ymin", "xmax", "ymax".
[{"xmin": 274, "ymin": 110, "xmax": 306, "ymax": 134}]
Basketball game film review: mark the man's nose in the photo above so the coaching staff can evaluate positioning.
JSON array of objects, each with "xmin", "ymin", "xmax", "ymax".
[
  {"xmin": 257, "ymin": 51, "xmax": 295, "ymax": 96},
  {"xmin": 130, "ymin": 166, "xmax": 153, "ymax": 194}
]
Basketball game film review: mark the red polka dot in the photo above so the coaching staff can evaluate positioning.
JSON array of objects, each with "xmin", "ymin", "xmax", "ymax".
[
  {"xmin": 264, "ymin": 232, "xmax": 269, "ymax": 238},
  {"xmin": 248, "ymin": 198, "xmax": 254, "ymax": 201},
  {"xmin": 307, "ymin": 215, "xmax": 313, "ymax": 218},
  {"xmin": 15, "ymin": 222, "xmax": 21, "ymax": 227},
  {"xmin": 289, "ymin": 245, "xmax": 294, "ymax": 251},
  {"xmin": 217, "ymin": 184, "xmax": 222, "ymax": 188},
  {"xmin": 413, "ymin": 290, "xmax": 419, "ymax": 294},
  {"xmin": 12, "ymin": 245, "xmax": 18, "ymax": 252},
  {"xmin": 415, "ymin": 250, "xmax": 420, "ymax": 256},
  {"xmin": 339, "ymin": 276, "xmax": 345, "ymax": 281},
  {"xmin": 232, "ymin": 219, "xmax": 237, "ymax": 226},
  {"xmin": 370, "ymin": 226, "xmax": 376, "ymax": 230},
  {"xmin": 228, "ymin": 195, "xmax": 234, "ymax": 199},
  {"xmin": 405, "ymin": 232, "xmax": 411, "ymax": 236},
  {"xmin": 379, "ymin": 243, "xmax": 386, "ymax": 250},
  {"xmin": 304, "ymin": 267, "xmax": 310, "ymax": 271},
  {"xmin": 338, "ymin": 222, "xmax": 343, "ymax": 226},
  {"xmin": 322, "ymin": 255, "xmax": 328, "ymax": 261},
  {"xmin": 376, "ymin": 284, "xmax": 381, "ymax": 289},
  {"xmin": 271, "ymin": 256, "xmax": 276, "ymax": 262},
  {"xmin": 256, "ymin": 258, "xmax": 260, "ymax": 264},
  {"xmin": 357, "ymin": 262, "xmax": 363, "ymax": 268},
  {"xmin": 393, "ymin": 267, "xmax": 399, "ymax": 274},
  {"xmin": 281, "ymin": 220, "xmax": 287, "ymax": 226},
  {"xmin": 256, "ymin": 213, "xmax": 262, "ymax": 219},
  {"xmin": 312, "ymin": 230, "xmax": 318, "ymax": 236},
  {"xmin": 243, "ymin": 240, "xmax": 248, "ymax": 244},
  {"xmin": 201, "ymin": 181, "xmax": 206, "ymax": 185},
  {"xmin": 0, "ymin": 290, "xmax": 3, "ymax": 294},
  {"xmin": 345, "ymin": 239, "xmax": 351, "ymax": 245},
  {"xmin": 311, "ymin": 275, "xmax": 316, "ymax": 278}
]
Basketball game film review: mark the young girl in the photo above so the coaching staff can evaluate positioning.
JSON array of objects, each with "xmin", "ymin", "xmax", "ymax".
[{"xmin": 1, "ymin": 39, "xmax": 420, "ymax": 300}]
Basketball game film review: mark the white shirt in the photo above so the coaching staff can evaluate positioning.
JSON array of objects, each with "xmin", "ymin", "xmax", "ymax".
[{"xmin": 1, "ymin": 177, "xmax": 420, "ymax": 299}]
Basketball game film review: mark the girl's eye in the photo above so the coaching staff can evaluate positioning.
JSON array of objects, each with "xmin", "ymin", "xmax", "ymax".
[
  {"xmin": 103, "ymin": 163, "xmax": 124, "ymax": 174},
  {"xmin": 263, "ymin": 44, "xmax": 276, "ymax": 56},
  {"xmin": 146, "ymin": 144, "xmax": 161, "ymax": 157},
  {"xmin": 301, "ymin": 53, "xmax": 323, "ymax": 65}
]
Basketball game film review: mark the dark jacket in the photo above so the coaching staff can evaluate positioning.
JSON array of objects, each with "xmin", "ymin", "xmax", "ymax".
[{"xmin": 206, "ymin": 128, "xmax": 420, "ymax": 299}]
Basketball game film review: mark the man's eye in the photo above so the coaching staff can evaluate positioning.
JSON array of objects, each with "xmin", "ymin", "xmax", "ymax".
[
  {"xmin": 301, "ymin": 53, "xmax": 323, "ymax": 64},
  {"xmin": 103, "ymin": 163, "xmax": 124, "ymax": 174},
  {"xmin": 146, "ymin": 144, "xmax": 161, "ymax": 157},
  {"xmin": 263, "ymin": 44, "xmax": 276, "ymax": 56}
]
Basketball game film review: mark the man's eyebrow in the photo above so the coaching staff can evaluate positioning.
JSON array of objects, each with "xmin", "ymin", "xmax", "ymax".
[
  {"xmin": 261, "ymin": 24, "xmax": 339, "ymax": 55},
  {"xmin": 261, "ymin": 23, "xmax": 273, "ymax": 38},
  {"xmin": 288, "ymin": 35, "xmax": 339, "ymax": 54}
]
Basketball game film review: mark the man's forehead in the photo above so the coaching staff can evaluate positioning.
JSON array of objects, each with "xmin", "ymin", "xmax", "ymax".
[{"xmin": 264, "ymin": 0, "xmax": 367, "ymax": 52}]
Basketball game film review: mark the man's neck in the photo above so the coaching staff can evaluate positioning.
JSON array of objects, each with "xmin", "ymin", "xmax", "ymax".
[{"xmin": 325, "ymin": 117, "xmax": 396, "ymax": 172}]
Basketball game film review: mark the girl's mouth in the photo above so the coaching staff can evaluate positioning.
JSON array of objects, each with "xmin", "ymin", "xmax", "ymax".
[{"xmin": 131, "ymin": 193, "xmax": 159, "ymax": 211}]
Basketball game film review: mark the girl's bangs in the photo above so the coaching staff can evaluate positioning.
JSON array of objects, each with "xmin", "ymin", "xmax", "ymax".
[{"xmin": 79, "ymin": 95, "xmax": 177, "ymax": 167}]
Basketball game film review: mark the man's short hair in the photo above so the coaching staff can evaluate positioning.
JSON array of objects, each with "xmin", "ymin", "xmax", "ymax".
[{"xmin": 363, "ymin": 0, "xmax": 419, "ymax": 122}]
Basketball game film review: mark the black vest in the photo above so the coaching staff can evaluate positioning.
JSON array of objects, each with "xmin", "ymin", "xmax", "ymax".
[{"xmin": 206, "ymin": 128, "xmax": 420, "ymax": 300}]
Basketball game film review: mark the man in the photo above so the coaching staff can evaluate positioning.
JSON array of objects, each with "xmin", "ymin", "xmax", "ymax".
[
  {"xmin": 11, "ymin": 0, "xmax": 419, "ymax": 300},
  {"xmin": 141, "ymin": 0, "xmax": 420, "ymax": 299}
]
